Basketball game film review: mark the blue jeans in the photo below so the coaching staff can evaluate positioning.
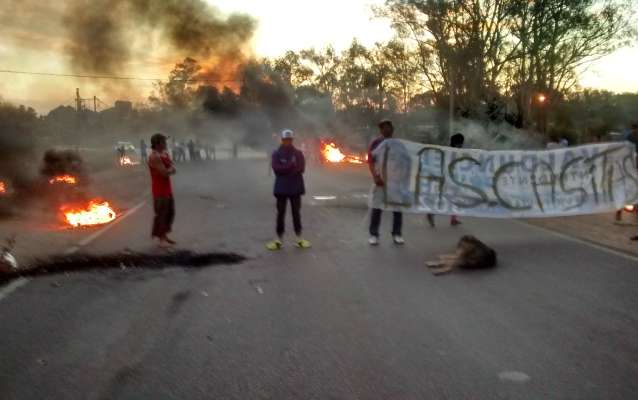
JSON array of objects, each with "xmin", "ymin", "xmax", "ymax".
[{"xmin": 276, "ymin": 195, "xmax": 302, "ymax": 237}]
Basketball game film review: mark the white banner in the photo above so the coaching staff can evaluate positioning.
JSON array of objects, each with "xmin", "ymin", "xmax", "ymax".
[{"xmin": 370, "ymin": 139, "xmax": 638, "ymax": 218}]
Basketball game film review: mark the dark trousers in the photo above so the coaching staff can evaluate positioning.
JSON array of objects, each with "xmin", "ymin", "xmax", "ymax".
[
  {"xmin": 276, "ymin": 195, "xmax": 302, "ymax": 237},
  {"xmin": 152, "ymin": 196, "xmax": 175, "ymax": 238},
  {"xmin": 369, "ymin": 208, "xmax": 402, "ymax": 237}
]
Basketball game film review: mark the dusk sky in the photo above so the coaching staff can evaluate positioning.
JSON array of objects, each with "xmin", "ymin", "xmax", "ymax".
[{"xmin": 0, "ymin": 0, "xmax": 636, "ymax": 114}]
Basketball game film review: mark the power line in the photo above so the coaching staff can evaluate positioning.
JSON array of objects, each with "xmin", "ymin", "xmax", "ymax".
[
  {"xmin": 0, "ymin": 69, "xmax": 241, "ymax": 83},
  {"xmin": 0, "ymin": 69, "xmax": 160, "ymax": 81}
]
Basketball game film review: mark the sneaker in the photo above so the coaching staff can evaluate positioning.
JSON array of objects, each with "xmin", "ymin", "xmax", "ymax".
[
  {"xmin": 368, "ymin": 236, "xmax": 379, "ymax": 246},
  {"xmin": 158, "ymin": 238, "xmax": 174, "ymax": 248},
  {"xmin": 295, "ymin": 238, "xmax": 312, "ymax": 249},
  {"xmin": 266, "ymin": 239, "xmax": 283, "ymax": 251},
  {"xmin": 392, "ymin": 235, "xmax": 405, "ymax": 245}
]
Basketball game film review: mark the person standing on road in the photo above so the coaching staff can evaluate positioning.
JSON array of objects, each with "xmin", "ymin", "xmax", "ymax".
[
  {"xmin": 187, "ymin": 139, "xmax": 196, "ymax": 162},
  {"xmin": 267, "ymin": 129, "xmax": 311, "ymax": 250},
  {"xmin": 623, "ymin": 123, "xmax": 638, "ymax": 240},
  {"xmin": 149, "ymin": 133, "xmax": 177, "ymax": 248},
  {"xmin": 368, "ymin": 119, "xmax": 404, "ymax": 246},
  {"xmin": 140, "ymin": 139, "xmax": 148, "ymax": 163},
  {"xmin": 117, "ymin": 145, "xmax": 125, "ymax": 164},
  {"xmin": 616, "ymin": 123, "xmax": 638, "ymax": 224},
  {"xmin": 427, "ymin": 133, "xmax": 465, "ymax": 228}
]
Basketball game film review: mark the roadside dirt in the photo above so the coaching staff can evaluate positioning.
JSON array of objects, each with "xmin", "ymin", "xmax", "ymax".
[{"xmin": 525, "ymin": 211, "xmax": 638, "ymax": 257}]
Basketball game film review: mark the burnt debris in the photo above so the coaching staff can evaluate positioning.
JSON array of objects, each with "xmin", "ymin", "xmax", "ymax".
[
  {"xmin": 0, "ymin": 250, "xmax": 246, "ymax": 284},
  {"xmin": 40, "ymin": 149, "xmax": 89, "ymax": 184}
]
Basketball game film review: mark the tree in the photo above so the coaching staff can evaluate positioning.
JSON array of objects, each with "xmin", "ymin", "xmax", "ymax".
[
  {"xmin": 150, "ymin": 57, "xmax": 202, "ymax": 109},
  {"xmin": 378, "ymin": 0, "xmax": 635, "ymax": 129},
  {"xmin": 507, "ymin": 0, "xmax": 635, "ymax": 128},
  {"xmin": 299, "ymin": 46, "xmax": 342, "ymax": 97},
  {"xmin": 0, "ymin": 102, "xmax": 38, "ymax": 186},
  {"xmin": 335, "ymin": 39, "xmax": 395, "ymax": 114},
  {"xmin": 272, "ymin": 51, "xmax": 314, "ymax": 87},
  {"xmin": 378, "ymin": 0, "xmax": 517, "ymax": 117},
  {"xmin": 379, "ymin": 39, "xmax": 424, "ymax": 113}
]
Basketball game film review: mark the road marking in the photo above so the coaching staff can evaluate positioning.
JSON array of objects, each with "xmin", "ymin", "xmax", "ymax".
[
  {"xmin": 64, "ymin": 246, "xmax": 80, "ymax": 255},
  {"xmin": 517, "ymin": 220, "xmax": 638, "ymax": 263},
  {"xmin": 0, "ymin": 277, "xmax": 29, "ymax": 302},
  {"xmin": 255, "ymin": 285, "xmax": 264, "ymax": 294},
  {"xmin": 64, "ymin": 200, "xmax": 147, "ymax": 255},
  {"xmin": 498, "ymin": 371, "xmax": 531, "ymax": 383}
]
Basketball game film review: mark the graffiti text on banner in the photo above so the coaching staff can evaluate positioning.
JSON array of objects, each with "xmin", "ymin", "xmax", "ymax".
[{"xmin": 369, "ymin": 139, "xmax": 638, "ymax": 218}]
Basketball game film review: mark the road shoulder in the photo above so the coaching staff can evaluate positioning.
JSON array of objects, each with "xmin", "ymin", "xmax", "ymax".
[{"xmin": 524, "ymin": 212, "xmax": 638, "ymax": 257}]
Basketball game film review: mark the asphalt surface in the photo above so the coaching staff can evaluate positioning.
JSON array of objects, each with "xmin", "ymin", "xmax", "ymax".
[{"xmin": 2, "ymin": 158, "xmax": 638, "ymax": 400}]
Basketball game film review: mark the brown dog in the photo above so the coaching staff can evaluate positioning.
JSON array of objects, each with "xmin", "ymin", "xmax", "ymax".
[{"xmin": 426, "ymin": 235, "xmax": 497, "ymax": 275}]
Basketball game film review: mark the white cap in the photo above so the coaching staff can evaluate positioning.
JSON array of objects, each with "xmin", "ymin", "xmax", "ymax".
[{"xmin": 281, "ymin": 129, "xmax": 294, "ymax": 139}]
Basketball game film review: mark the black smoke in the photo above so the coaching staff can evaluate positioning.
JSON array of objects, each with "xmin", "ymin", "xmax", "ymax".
[
  {"xmin": 0, "ymin": 102, "xmax": 37, "ymax": 190},
  {"xmin": 62, "ymin": 0, "xmax": 257, "ymax": 74}
]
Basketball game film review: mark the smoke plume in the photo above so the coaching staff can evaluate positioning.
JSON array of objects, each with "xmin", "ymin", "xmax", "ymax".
[
  {"xmin": 62, "ymin": 0, "xmax": 257, "ymax": 75},
  {"xmin": 0, "ymin": 102, "xmax": 37, "ymax": 190}
]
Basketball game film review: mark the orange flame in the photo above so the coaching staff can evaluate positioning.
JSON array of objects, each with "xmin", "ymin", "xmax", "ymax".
[
  {"xmin": 323, "ymin": 143, "xmax": 346, "ymax": 163},
  {"xmin": 119, "ymin": 156, "xmax": 139, "ymax": 166},
  {"xmin": 49, "ymin": 175, "xmax": 77, "ymax": 185},
  {"xmin": 321, "ymin": 143, "xmax": 364, "ymax": 165},
  {"xmin": 62, "ymin": 200, "xmax": 117, "ymax": 227},
  {"xmin": 0, "ymin": 181, "xmax": 6, "ymax": 194},
  {"xmin": 624, "ymin": 204, "xmax": 635, "ymax": 212}
]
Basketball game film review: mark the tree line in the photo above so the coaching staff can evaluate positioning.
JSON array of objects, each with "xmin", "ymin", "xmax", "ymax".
[
  {"xmin": 149, "ymin": 0, "xmax": 636, "ymax": 144},
  {"xmin": 2, "ymin": 0, "xmax": 637, "ymax": 154}
]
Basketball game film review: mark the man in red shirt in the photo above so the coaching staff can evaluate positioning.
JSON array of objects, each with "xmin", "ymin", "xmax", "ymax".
[{"xmin": 149, "ymin": 133, "xmax": 177, "ymax": 247}]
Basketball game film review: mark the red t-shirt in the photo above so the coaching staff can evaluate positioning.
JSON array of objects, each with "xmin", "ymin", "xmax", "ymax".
[{"xmin": 149, "ymin": 150, "xmax": 173, "ymax": 197}]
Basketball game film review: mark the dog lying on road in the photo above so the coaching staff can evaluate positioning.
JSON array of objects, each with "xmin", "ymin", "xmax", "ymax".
[{"xmin": 426, "ymin": 235, "xmax": 497, "ymax": 275}]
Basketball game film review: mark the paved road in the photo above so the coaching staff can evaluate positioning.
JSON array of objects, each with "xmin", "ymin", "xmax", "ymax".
[{"xmin": 2, "ymin": 159, "xmax": 638, "ymax": 400}]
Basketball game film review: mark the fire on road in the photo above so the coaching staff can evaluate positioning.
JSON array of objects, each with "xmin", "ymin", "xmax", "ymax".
[{"xmin": 62, "ymin": 200, "xmax": 117, "ymax": 227}]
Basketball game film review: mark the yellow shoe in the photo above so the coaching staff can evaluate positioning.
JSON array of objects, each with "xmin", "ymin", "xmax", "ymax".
[
  {"xmin": 295, "ymin": 238, "xmax": 312, "ymax": 249},
  {"xmin": 266, "ymin": 239, "xmax": 283, "ymax": 251}
]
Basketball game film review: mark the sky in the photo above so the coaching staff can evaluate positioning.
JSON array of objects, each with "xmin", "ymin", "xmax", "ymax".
[{"xmin": 0, "ymin": 0, "xmax": 636, "ymax": 114}]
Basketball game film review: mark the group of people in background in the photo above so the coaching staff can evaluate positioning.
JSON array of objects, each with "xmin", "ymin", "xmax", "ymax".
[
  {"xmin": 136, "ymin": 138, "xmax": 219, "ymax": 165},
  {"xmin": 168, "ymin": 139, "xmax": 217, "ymax": 163}
]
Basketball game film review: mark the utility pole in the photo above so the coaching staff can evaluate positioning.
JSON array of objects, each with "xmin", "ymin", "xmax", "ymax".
[
  {"xmin": 93, "ymin": 96, "xmax": 97, "ymax": 112},
  {"xmin": 75, "ymin": 88, "xmax": 82, "ymax": 112},
  {"xmin": 449, "ymin": 70, "xmax": 454, "ymax": 137}
]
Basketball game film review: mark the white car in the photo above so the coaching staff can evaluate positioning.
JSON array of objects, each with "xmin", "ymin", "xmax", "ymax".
[{"xmin": 115, "ymin": 141, "xmax": 136, "ymax": 152}]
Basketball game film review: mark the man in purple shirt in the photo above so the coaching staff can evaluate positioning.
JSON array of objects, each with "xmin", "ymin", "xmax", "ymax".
[
  {"xmin": 368, "ymin": 119, "xmax": 404, "ymax": 246},
  {"xmin": 267, "ymin": 129, "xmax": 311, "ymax": 250}
]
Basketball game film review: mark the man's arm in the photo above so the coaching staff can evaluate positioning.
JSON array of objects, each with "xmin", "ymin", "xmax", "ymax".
[
  {"xmin": 368, "ymin": 142, "xmax": 384, "ymax": 186},
  {"xmin": 149, "ymin": 153, "xmax": 175, "ymax": 177},
  {"xmin": 297, "ymin": 150, "xmax": 306, "ymax": 174},
  {"xmin": 271, "ymin": 152, "xmax": 294, "ymax": 175}
]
